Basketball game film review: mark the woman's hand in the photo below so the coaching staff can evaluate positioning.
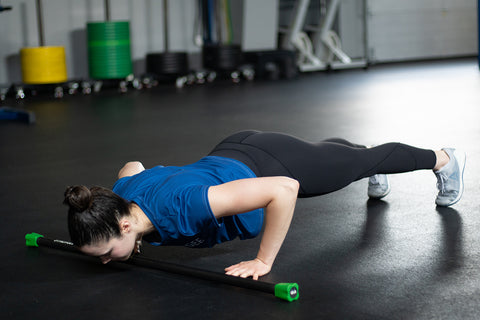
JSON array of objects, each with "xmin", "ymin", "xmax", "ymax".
[
  {"xmin": 208, "ymin": 176, "xmax": 299, "ymax": 280},
  {"xmin": 225, "ymin": 258, "xmax": 271, "ymax": 280}
]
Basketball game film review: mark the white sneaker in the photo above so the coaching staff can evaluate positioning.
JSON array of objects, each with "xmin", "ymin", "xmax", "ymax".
[
  {"xmin": 434, "ymin": 148, "xmax": 466, "ymax": 206},
  {"xmin": 368, "ymin": 174, "xmax": 391, "ymax": 199}
]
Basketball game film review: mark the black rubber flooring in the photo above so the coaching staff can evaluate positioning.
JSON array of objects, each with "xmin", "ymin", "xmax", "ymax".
[{"xmin": 2, "ymin": 59, "xmax": 480, "ymax": 319}]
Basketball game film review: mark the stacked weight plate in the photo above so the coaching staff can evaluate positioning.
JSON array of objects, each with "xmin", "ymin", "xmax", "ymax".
[
  {"xmin": 202, "ymin": 44, "xmax": 242, "ymax": 71},
  {"xmin": 146, "ymin": 52, "xmax": 189, "ymax": 77},
  {"xmin": 87, "ymin": 21, "xmax": 132, "ymax": 79},
  {"xmin": 20, "ymin": 46, "xmax": 67, "ymax": 84}
]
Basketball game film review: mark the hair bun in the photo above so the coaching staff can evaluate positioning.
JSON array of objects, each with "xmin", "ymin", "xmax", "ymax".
[{"xmin": 63, "ymin": 185, "xmax": 92, "ymax": 212}]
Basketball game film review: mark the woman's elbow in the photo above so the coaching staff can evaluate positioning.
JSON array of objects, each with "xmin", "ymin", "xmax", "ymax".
[
  {"xmin": 288, "ymin": 177, "xmax": 300, "ymax": 193},
  {"xmin": 270, "ymin": 177, "xmax": 299, "ymax": 210},
  {"xmin": 279, "ymin": 177, "xmax": 300, "ymax": 196}
]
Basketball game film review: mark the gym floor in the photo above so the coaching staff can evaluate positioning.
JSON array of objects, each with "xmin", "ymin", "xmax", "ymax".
[{"xmin": 2, "ymin": 58, "xmax": 479, "ymax": 319}]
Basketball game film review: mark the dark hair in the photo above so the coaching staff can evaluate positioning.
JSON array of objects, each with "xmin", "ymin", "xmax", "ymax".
[{"xmin": 63, "ymin": 185, "xmax": 131, "ymax": 247}]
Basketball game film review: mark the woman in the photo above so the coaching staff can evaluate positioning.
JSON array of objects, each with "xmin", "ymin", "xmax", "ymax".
[{"xmin": 64, "ymin": 130, "xmax": 466, "ymax": 280}]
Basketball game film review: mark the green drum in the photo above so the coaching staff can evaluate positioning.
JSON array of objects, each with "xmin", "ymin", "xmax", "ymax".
[{"xmin": 87, "ymin": 21, "xmax": 132, "ymax": 79}]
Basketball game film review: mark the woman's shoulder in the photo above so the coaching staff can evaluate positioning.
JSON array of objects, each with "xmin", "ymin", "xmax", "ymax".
[{"xmin": 118, "ymin": 161, "xmax": 145, "ymax": 179}]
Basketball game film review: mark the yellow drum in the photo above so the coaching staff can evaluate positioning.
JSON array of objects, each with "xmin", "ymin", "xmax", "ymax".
[{"xmin": 20, "ymin": 46, "xmax": 68, "ymax": 84}]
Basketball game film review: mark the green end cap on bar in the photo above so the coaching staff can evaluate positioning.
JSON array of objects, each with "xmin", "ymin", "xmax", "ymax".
[
  {"xmin": 274, "ymin": 283, "xmax": 299, "ymax": 302},
  {"xmin": 25, "ymin": 233, "xmax": 44, "ymax": 247}
]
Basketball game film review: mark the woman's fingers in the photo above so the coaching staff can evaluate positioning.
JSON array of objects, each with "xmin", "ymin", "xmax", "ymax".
[{"xmin": 224, "ymin": 259, "xmax": 271, "ymax": 280}]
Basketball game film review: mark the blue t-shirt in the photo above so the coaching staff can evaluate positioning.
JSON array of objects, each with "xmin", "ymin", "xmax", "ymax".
[{"xmin": 112, "ymin": 156, "xmax": 264, "ymax": 248}]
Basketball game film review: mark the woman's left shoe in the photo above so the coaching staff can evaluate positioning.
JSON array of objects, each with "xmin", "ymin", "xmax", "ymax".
[{"xmin": 434, "ymin": 148, "xmax": 466, "ymax": 206}]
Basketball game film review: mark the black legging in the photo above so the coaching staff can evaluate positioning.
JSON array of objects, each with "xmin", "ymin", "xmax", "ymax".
[{"xmin": 208, "ymin": 130, "xmax": 436, "ymax": 197}]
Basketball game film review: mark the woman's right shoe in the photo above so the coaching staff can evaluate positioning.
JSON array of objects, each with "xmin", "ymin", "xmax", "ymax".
[{"xmin": 368, "ymin": 174, "xmax": 391, "ymax": 199}]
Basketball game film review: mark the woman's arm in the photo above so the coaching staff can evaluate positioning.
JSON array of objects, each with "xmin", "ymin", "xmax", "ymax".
[
  {"xmin": 208, "ymin": 176, "xmax": 299, "ymax": 280},
  {"xmin": 118, "ymin": 161, "xmax": 145, "ymax": 179}
]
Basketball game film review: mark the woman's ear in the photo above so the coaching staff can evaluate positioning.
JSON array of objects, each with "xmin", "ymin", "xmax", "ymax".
[{"xmin": 119, "ymin": 219, "xmax": 131, "ymax": 234}]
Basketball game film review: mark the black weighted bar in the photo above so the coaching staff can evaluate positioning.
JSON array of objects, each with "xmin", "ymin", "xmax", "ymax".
[{"xmin": 25, "ymin": 233, "xmax": 299, "ymax": 302}]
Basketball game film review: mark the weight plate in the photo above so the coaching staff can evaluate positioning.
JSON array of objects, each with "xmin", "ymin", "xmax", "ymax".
[{"xmin": 146, "ymin": 52, "xmax": 189, "ymax": 75}]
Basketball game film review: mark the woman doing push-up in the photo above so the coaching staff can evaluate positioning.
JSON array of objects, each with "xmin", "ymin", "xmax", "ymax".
[{"xmin": 63, "ymin": 130, "xmax": 466, "ymax": 280}]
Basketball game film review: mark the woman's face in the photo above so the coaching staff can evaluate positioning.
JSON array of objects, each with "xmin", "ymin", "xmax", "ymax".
[{"xmin": 80, "ymin": 232, "xmax": 137, "ymax": 264}]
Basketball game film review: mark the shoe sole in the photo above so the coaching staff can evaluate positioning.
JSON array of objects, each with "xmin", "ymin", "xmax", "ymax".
[
  {"xmin": 368, "ymin": 185, "xmax": 391, "ymax": 199},
  {"xmin": 436, "ymin": 149, "xmax": 466, "ymax": 206}
]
